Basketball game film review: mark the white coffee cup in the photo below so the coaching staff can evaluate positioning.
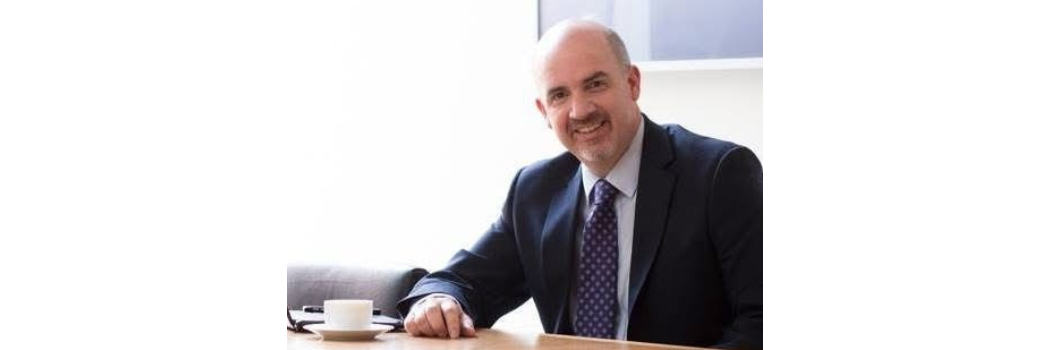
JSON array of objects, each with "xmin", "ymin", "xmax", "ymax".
[{"xmin": 323, "ymin": 299, "xmax": 373, "ymax": 330}]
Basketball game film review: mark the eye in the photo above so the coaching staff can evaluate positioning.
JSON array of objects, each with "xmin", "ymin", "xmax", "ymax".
[
  {"xmin": 586, "ymin": 80, "xmax": 607, "ymax": 90},
  {"xmin": 549, "ymin": 91, "xmax": 567, "ymax": 104}
]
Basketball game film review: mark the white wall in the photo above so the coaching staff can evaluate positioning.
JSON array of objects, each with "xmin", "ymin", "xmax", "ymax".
[
  {"xmin": 276, "ymin": 1, "xmax": 551, "ymax": 270},
  {"xmin": 639, "ymin": 68, "xmax": 763, "ymax": 160}
]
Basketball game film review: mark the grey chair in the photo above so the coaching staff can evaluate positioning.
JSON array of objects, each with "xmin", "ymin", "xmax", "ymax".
[{"xmin": 287, "ymin": 263, "xmax": 427, "ymax": 318}]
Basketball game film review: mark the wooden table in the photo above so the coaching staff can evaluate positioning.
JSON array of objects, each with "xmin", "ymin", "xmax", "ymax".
[{"xmin": 288, "ymin": 329, "xmax": 711, "ymax": 350}]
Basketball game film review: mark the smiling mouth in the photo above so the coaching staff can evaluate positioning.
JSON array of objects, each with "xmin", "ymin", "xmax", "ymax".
[{"xmin": 574, "ymin": 120, "xmax": 606, "ymax": 135}]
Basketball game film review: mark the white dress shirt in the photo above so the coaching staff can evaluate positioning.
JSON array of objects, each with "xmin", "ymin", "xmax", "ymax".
[{"xmin": 572, "ymin": 118, "xmax": 645, "ymax": 340}]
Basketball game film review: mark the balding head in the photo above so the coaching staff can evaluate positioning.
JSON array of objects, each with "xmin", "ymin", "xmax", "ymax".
[{"xmin": 535, "ymin": 19, "xmax": 631, "ymax": 74}]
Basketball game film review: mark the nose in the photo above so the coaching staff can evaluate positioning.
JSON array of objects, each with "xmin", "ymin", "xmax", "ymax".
[{"xmin": 568, "ymin": 95, "xmax": 596, "ymax": 120}]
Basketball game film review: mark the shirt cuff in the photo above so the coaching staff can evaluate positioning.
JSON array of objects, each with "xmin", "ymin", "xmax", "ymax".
[{"xmin": 411, "ymin": 293, "xmax": 463, "ymax": 311}]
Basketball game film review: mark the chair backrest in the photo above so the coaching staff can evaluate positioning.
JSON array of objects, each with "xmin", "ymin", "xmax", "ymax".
[{"xmin": 287, "ymin": 263, "xmax": 427, "ymax": 317}]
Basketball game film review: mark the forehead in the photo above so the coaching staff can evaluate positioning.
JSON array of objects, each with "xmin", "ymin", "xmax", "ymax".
[{"xmin": 535, "ymin": 31, "xmax": 619, "ymax": 88}]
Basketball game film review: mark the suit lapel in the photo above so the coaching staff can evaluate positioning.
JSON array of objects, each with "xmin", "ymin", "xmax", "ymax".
[
  {"xmin": 540, "ymin": 167, "xmax": 583, "ymax": 333},
  {"xmin": 628, "ymin": 117, "xmax": 676, "ymax": 316}
]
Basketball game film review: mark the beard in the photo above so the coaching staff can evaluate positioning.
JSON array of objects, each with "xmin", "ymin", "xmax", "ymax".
[{"xmin": 574, "ymin": 142, "xmax": 615, "ymax": 164}]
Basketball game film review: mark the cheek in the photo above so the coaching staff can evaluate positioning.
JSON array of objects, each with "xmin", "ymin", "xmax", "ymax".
[
  {"xmin": 547, "ymin": 112, "xmax": 569, "ymax": 132},
  {"xmin": 553, "ymin": 118, "xmax": 577, "ymax": 141}
]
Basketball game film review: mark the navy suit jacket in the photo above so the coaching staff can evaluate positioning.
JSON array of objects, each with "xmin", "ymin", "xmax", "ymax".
[{"xmin": 398, "ymin": 117, "xmax": 762, "ymax": 349}]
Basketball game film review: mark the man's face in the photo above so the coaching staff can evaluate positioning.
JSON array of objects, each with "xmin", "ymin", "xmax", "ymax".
[{"xmin": 534, "ymin": 30, "xmax": 641, "ymax": 173}]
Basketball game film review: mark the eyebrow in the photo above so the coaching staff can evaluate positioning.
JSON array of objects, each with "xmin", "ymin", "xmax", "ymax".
[
  {"xmin": 581, "ymin": 71, "xmax": 609, "ymax": 85},
  {"xmin": 545, "ymin": 71, "xmax": 610, "ymax": 100}
]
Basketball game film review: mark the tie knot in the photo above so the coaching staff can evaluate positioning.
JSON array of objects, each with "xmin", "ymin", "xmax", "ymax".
[{"xmin": 592, "ymin": 179, "xmax": 618, "ymax": 206}]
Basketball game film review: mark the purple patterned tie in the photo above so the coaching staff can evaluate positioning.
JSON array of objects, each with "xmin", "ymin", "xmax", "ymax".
[{"xmin": 575, "ymin": 179, "xmax": 619, "ymax": 339}]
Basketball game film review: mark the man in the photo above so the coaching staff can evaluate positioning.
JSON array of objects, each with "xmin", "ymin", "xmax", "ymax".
[{"xmin": 397, "ymin": 19, "xmax": 762, "ymax": 349}]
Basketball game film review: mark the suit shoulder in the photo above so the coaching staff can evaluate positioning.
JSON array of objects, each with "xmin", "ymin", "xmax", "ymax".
[
  {"xmin": 662, "ymin": 123, "xmax": 746, "ymax": 164},
  {"xmin": 516, "ymin": 152, "xmax": 579, "ymax": 187},
  {"xmin": 518, "ymin": 151, "xmax": 578, "ymax": 179},
  {"xmin": 498, "ymin": 152, "xmax": 579, "ymax": 212}
]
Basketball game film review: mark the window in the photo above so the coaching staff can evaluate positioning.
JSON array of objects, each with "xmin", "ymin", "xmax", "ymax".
[{"xmin": 539, "ymin": 0, "xmax": 762, "ymax": 61}]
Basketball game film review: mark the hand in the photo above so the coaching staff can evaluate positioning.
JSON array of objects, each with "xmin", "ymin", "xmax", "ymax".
[{"xmin": 404, "ymin": 295, "xmax": 476, "ymax": 339}]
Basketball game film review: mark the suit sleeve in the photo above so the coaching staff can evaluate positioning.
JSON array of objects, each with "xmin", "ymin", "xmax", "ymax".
[
  {"xmin": 397, "ymin": 169, "xmax": 531, "ymax": 328},
  {"xmin": 709, "ymin": 147, "xmax": 763, "ymax": 350}
]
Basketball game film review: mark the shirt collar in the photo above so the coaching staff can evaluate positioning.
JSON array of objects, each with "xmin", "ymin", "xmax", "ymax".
[{"xmin": 582, "ymin": 118, "xmax": 644, "ymax": 202}]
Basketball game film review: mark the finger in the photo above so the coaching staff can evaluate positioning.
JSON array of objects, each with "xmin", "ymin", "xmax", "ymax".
[
  {"xmin": 404, "ymin": 308, "xmax": 421, "ymax": 336},
  {"xmin": 423, "ymin": 300, "xmax": 449, "ymax": 338},
  {"xmin": 416, "ymin": 314, "xmax": 437, "ymax": 336},
  {"xmin": 440, "ymin": 300, "xmax": 462, "ymax": 339},
  {"xmin": 411, "ymin": 301, "xmax": 437, "ymax": 336},
  {"xmin": 415, "ymin": 305, "xmax": 437, "ymax": 336},
  {"xmin": 461, "ymin": 314, "xmax": 477, "ymax": 337}
]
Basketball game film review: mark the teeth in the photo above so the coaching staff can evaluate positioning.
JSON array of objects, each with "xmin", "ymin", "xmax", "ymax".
[{"xmin": 576, "ymin": 122, "xmax": 602, "ymax": 133}]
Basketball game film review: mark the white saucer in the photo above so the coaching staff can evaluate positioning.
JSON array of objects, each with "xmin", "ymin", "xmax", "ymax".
[{"xmin": 303, "ymin": 323, "xmax": 394, "ymax": 341}]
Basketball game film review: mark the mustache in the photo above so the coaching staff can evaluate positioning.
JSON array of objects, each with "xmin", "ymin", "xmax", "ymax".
[{"xmin": 568, "ymin": 110, "xmax": 609, "ymax": 130}]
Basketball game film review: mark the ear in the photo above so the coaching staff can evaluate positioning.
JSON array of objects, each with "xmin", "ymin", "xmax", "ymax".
[
  {"xmin": 628, "ymin": 65, "xmax": 641, "ymax": 101},
  {"xmin": 534, "ymin": 98, "xmax": 551, "ymax": 128}
]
